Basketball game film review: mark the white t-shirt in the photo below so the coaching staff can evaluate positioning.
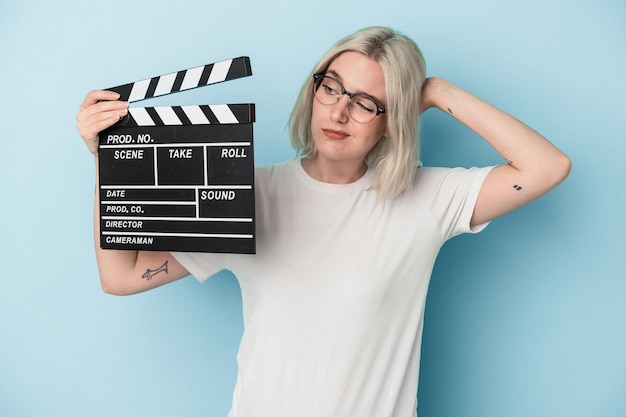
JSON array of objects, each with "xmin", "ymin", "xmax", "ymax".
[{"xmin": 172, "ymin": 158, "xmax": 493, "ymax": 417}]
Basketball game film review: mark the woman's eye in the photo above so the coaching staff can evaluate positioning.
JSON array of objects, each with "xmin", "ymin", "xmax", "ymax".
[
  {"xmin": 355, "ymin": 99, "xmax": 375, "ymax": 113},
  {"xmin": 322, "ymin": 83, "xmax": 338, "ymax": 95}
]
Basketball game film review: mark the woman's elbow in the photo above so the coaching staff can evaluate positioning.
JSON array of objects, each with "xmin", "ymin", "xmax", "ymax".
[
  {"xmin": 553, "ymin": 152, "xmax": 572, "ymax": 185},
  {"xmin": 100, "ymin": 277, "xmax": 134, "ymax": 296},
  {"xmin": 532, "ymin": 151, "xmax": 571, "ymax": 195}
]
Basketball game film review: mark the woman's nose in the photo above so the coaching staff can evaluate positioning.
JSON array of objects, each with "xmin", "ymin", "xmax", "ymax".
[{"xmin": 330, "ymin": 95, "xmax": 350, "ymax": 123}]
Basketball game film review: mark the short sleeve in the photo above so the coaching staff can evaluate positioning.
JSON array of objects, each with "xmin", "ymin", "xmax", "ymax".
[
  {"xmin": 170, "ymin": 251, "xmax": 227, "ymax": 283},
  {"xmin": 427, "ymin": 166, "xmax": 494, "ymax": 241}
]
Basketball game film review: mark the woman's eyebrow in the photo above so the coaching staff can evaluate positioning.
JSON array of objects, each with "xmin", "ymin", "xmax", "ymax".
[
  {"xmin": 326, "ymin": 69, "xmax": 342, "ymax": 80},
  {"xmin": 326, "ymin": 69, "xmax": 385, "ymax": 105}
]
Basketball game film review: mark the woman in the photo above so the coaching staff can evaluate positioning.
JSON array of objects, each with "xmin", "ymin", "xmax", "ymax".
[{"xmin": 76, "ymin": 26, "xmax": 570, "ymax": 417}]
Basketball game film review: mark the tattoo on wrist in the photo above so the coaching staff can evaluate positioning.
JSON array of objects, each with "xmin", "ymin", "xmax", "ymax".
[
  {"xmin": 142, "ymin": 260, "xmax": 169, "ymax": 280},
  {"xmin": 513, "ymin": 184, "xmax": 523, "ymax": 191}
]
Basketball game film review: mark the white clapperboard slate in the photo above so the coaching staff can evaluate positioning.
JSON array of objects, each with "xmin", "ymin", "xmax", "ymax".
[{"xmin": 98, "ymin": 56, "xmax": 255, "ymax": 253}]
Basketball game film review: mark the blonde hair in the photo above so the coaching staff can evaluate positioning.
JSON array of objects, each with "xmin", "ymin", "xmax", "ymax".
[{"xmin": 289, "ymin": 26, "xmax": 426, "ymax": 199}]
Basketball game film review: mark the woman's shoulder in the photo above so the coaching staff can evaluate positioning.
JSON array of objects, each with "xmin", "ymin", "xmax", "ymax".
[
  {"xmin": 406, "ymin": 165, "xmax": 493, "ymax": 194},
  {"xmin": 414, "ymin": 165, "xmax": 491, "ymax": 180},
  {"xmin": 255, "ymin": 158, "xmax": 297, "ymax": 178},
  {"xmin": 253, "ymin": 159, "xmax": 303, "ymax": 191}
]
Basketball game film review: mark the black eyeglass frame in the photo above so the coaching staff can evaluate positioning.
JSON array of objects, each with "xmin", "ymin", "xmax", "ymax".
[{"xmin": 312, "ymin": 73, "xmax": 386, "ymax": 120}]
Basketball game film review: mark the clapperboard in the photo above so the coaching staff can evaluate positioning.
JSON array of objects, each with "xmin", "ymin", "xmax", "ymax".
[{"xmin": 98, "ymin": 56, "xmax": 255, "ymax": 253}]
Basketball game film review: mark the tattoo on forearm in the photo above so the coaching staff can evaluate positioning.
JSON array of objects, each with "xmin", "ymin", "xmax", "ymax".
[
  {"xmin": 142, "ymin": 260, "xmax": 169, "ymax": 280},
  {"xmin": 513, "ymin": 184, "xmax": 523, "ymax": 191},
  {"xmin": 447, "ymin": 107, "xmax": 454, "ymax": 115}
]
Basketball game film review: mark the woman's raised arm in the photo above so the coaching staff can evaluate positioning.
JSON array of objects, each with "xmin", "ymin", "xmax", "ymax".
[
  {"xmin": 421, "ymin": 77, "xmax": 571, "ymax": 226},
  {"xmin": 77, "ymin": 90, "xmax": 190, "ymax": 295}
]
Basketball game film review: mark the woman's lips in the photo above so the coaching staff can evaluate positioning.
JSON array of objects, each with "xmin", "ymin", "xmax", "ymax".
[{"xmin": 322, "ymin": 128, "xmax": 349, "ymax": 140}]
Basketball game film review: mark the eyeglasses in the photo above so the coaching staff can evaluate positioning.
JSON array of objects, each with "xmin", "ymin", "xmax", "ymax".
[{"xmin": 312, "ymin": 73, "xmax": 386, "ymax": 123}]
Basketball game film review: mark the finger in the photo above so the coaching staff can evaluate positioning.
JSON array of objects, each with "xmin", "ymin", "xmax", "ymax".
[
  {"xmin": 77, "ymin": 99, "xmax": 128, "ymax": 124},
  {"xmin": 77, "ymin": 107, "xmax": 128, "ymax": 143},
  {"xmin": 79, "ymin": 89, "xmax": 121, "ymax": 111},
  {"xmin": 78, "ymin": 116, "xmax": 120, "ymax": 154}
]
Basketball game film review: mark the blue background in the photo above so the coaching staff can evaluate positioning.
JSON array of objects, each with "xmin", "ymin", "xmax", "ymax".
[{"xmin": 1, "ymin": 1, "xmax": 624, "ymax": 416}]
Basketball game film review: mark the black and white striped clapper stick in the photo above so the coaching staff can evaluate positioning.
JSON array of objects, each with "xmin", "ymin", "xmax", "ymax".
[
  {"xmin": 106, "ymin": 56, "xmax": 252, "ymax": 103},
  {"xmin": 114, "ymin": 103, "xmax": 255, "ymax": 127}
]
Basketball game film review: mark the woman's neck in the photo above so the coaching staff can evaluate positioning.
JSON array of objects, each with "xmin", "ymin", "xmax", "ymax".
[{"xmin": 301, "ymin": 156, "xmax": 367, "ymax": 184}]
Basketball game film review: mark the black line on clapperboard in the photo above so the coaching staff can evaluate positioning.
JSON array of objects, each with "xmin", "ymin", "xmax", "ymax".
[
  {"xmin": 172, "ymin": 107, "xmax": 192, "ymax": 125},
  {"xmin": 145, "ymin": 107, "xmax": 162, "ymax": 125},
  {"xmin": 199, "ymin": 64, "xmax": 215, "ymax": 86},
  {"xmin": 201, "ymin": 106, "xmax": 220, "ymax": 125}
]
